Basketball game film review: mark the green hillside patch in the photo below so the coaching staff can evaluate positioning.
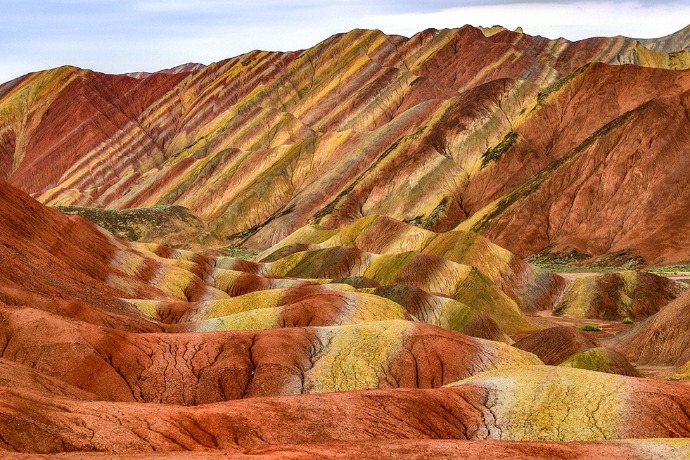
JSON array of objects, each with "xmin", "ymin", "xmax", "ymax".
[{"xmin": 55, "ymin": 205, "xmax": 211, "ymax": 245}]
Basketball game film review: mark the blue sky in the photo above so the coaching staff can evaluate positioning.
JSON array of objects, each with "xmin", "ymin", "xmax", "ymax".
[{"xmin": 1, "ymin": 0, "xmax": 689, "ymax": 83}]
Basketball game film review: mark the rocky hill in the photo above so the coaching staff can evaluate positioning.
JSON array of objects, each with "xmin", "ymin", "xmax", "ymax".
[
  {"xmin": 2, "ymin": 26, "xmax": 690, "ymax": 265},
  {"xmin": 2, "ymin": 24, "xmax": 690, "ymax": 457}
]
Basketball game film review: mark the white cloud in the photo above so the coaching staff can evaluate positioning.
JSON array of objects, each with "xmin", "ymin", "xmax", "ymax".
[
  {"xmin": 363, "ymin": 2, "xmax": 690, "ymax": 40},
  {"xmin": 0, "ymin": 1, "xmax": 689, "ymax": 83}
]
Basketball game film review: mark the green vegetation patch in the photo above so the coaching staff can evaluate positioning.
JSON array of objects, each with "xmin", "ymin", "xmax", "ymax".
[
  {"xmin": 481, "ymin": 131, "xmax": 519, "ymax": 168},
  {"xmin": 646, "ymin": 262, "xmax": 690, "ymax": 275},
  {"xmin": 55, "ymin": 205, "xmax": 205, "ymax": 242},
  {"xmin": 526, "ymin": 248, "xmax": 645, "ymax": 273},
  {"xmin": 219, "ymin": 244, "xmax": 259, "ymax": 260},
  {"xmin": 536, "ymin": 64, "xmax": 591, "ymax": 105},
  {"xmin": 578, "ymin": 324, "xmax": 601, "ymax": 332}
]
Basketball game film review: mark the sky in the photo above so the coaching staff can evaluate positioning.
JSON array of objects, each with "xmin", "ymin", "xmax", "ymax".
[{"xmin": 1, "ymin": 0, "xmax": 689, "ymax": 83}]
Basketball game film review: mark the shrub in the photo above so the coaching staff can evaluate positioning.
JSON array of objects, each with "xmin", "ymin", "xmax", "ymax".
[
  {"xmin": 622, "ymin": 317, "xmax": 634, "ymax": 324},
  {"xmin": 578, "ymin": 324, "xmax": 601, "ymax": 331}
]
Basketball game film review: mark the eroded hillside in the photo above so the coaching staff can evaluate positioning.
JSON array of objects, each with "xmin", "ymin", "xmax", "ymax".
[
  {"xmin": 2, "ymin": 24, "xmax": 690, "ymax": 458},
  {"xmin": 2, "ymin": 26, "xmax": 690, "ymax": 265},
  {"xmin": 0, "ymin": 180, "xmax": 689, "ymax": 457}
]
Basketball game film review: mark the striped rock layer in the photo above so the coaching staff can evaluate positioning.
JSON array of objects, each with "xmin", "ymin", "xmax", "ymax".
[
  {"xmin": 608, "ymin": 289, "xmax": 690, "ymax": 366},
  {"xmin": 1, "ymin": 23, "xmax": 690, "ymax": 458},
  {"xmin": 2, "ymin": 27, "xmax": 690, "ymax": 264},
  {"xmin": 0, "ymin": 367, "xmax": 688, "ymax": 454},
  {"xmin": 0, "ymin": 180, "xmax": 689, "ymax": 455},
  {"xmin": 554, "ymin": 271, "xmax": 687, "ymax": 321}
]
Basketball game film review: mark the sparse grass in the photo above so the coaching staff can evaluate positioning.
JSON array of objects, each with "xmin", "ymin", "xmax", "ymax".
[
  {"xmin": 525, "ymin": 250, "xmax": 645, "ymax": 274},
  {"xmin": 219, "ymin": 245, "xmax": 259, "ymax": 260},
  {"xmin": 525, "ymin": 249, "xmax": 594, "ymax": 272},
  {"xmin": 529, "ymin": 260, "xmax": 690, "ymax": 277},
  {"xmin": 536, "ymin": 64, "xmax": 591, "ymax": 105},
  {"xmin": 578, "ymin": 324, "xmax": 601, "ymax": 332},
  {"xmin": 529, "ymin": 263, "xmax": 629, "ymax": 274},
  {"xmin": 54, "ymin": 205, "xmax": 205, "ymax": 242},
  {"xmin": 646, "ymin": 263, "xmax": 690, "ymax": 275},
  {"xmin": 481, "ymin": 131, "xmax": 519, "ymax": 168}
]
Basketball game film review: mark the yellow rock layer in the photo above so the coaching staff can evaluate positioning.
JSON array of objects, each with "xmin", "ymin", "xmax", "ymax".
[
  {"xmin": 304, "ymin": 320, "xmax": 410, "ymax": 393},
  {"xmin": 455, "ymin": 366, "xmax": 628, "ymax": 441}
]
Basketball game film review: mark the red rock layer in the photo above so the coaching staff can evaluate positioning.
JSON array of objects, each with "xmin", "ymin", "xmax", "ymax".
[
  {"xmin": 513, "ymin": 326, "xmax": 601, "ymax": 365},
  {"xmin": 4, "ymin": 440, "xmax": 690, "ymax": 459},
  {"xmin": 0, "ymin": 181, "xmax": 218, "ymax": 304},
  {"xmin": 0, "ymin": 304, "xmax": 536, "ymax": 404},
  {"xmin": 609, "ymin": 289, "xmax": 690, "ymax": 366},
  {"xmin": 463, "ymin": 64, "xmax": 690, "ymax": 264},
  {"xmin": 1, "ymin": 371, "xmax": 689, "ymax": 454}
]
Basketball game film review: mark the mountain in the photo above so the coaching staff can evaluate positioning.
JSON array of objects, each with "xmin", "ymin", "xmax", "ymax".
[
  {"xmin": 1, "ymin": 366, "xmax": 688, "ymax": 454},
  {"xmin": 2, "ymin": 26, "xmax": 690, "ymax": 265},
  {"xmin": 608, "ymin": 289, "xmax": 690, "ymax": 366},
  {"xmin": 554, "ymin": 271, "xmax": 686, "ymax": 320},
  {"xmin": 3, "ymin": 24, "xmax": 690, "ymax": 457},
  {"xmin": 637, "ymin": 24, "xmax": 690, "ymax": 53},
  {"xmin": 125, "ymin": 62, "xmax": 207, "ymax": 79},
  {"xmin": 458, "ymin": 63, "xmax": 690, "ymax": 265}
]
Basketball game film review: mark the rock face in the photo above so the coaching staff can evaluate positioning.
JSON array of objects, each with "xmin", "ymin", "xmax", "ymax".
[
  {"xmin": 0, "ymin": 307, "xmax": 540, "ymax": 404},
  {"xmin": 459, "ymin": 63, "xmax": 690, "ymax": 265},
  {"xmin": 637, "ymin": 24, "xmax": 690, "ymax": 52},
  {"xmin": 259, "ymin": 215, "xmax": 566, "ymax": 312},
  {"xmin": 512, "ymin": 326, "xmax": 601, "ymax": 365},
  {"xmin": 559, "ymin": 347, "xmax": 642, "ymax": 377},
  {"xmin": 1, "ymin": 367, "xmax": 689, "ymax": 454},
  {"xmin": 676, "ymin": 361, "xmax": 690, "ymax": 381},
  {"xmin": 3, "ymin": 441, "xmax": 690, "ymax": 460},
  {"xmin": 0, "ymin": 181, "xmax": 216, "ymax": 308},
  {"xmin": 0, "ymin": 180, "xmax": 689, "ymax": 456},
  {"xmin": 2, "ymin": 27, "xmax": 690, "ymax": 264}
]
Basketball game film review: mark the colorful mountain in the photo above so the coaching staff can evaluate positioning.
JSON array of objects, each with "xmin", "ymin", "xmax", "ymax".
[
  {"xmin": 559, "ymin": 347, "xmax": 642, "ymax": 377},
  {"xmin": 1, "ymin": 178, "xmax": 689, "ymax": 456},
  {"xmin": 259, "ymin": 214, "xmax": 565, "ymax": 312},
  {"xmin": 1, "ymin": 366, "xmax": 688, "ymax": 454},
  {"xmin": 2, "ymin": 23, "xmax": 690, "ymax": 458},
  {"xmin": 512, "ymin": 326, "xmax": 601, "ymax": 365},
  {"xmin": 2, "ymin": 26, "xmax": 690, "ymax": 265},
  {"xmin": 637, "ymin": 24, "xmax": 690, "ymax": 53}
]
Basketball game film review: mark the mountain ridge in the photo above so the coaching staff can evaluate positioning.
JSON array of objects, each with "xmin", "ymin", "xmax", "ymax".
[{"xmin": 2, "ymin": 25, "xmax": 690, "ymax": 266}]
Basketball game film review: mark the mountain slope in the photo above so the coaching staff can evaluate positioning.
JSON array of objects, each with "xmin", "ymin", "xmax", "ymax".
[
  {"xmin": 608, "ymin": 289, "xmax": 690, "ymax": 366},
  {"xmin": 637, "ymin": 24, "xmax": 690, "ymax": 52},
  {"xmin": 458, "ymin": 63, "xmax": 690, "ymax": 264},
  {"xmin": 1, "ymin": 367, "xmax": 689, "ymax": 454},
  {"xmin": 1, "ymin": 176, "xmax": 690, "ymax": 456},
  {"xmin": 3, "ymin": 26, "xmax": 690, "ymax": 265}
]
